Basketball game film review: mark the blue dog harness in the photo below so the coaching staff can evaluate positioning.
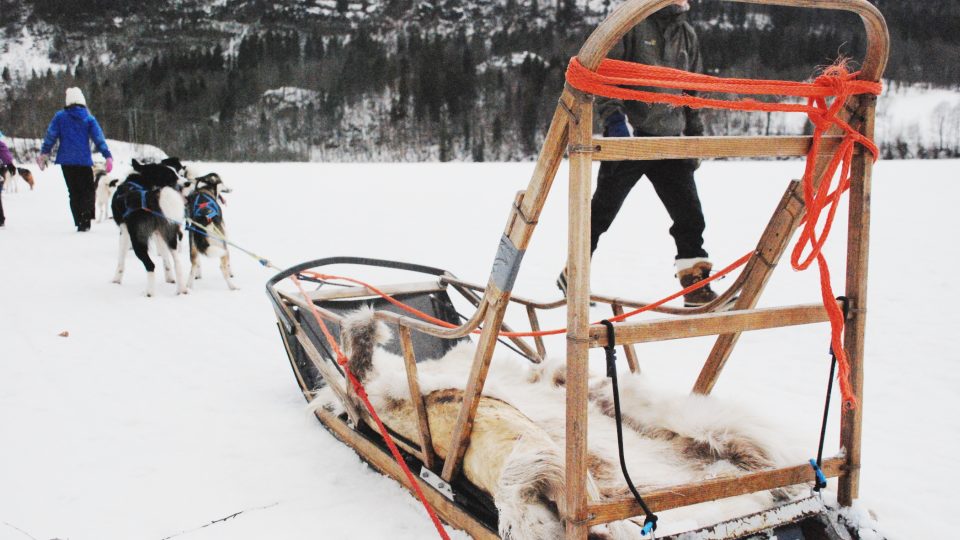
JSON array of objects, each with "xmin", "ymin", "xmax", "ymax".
[
  {"xmin": 120, "ymin": 181, "xmax": 149, "ymax": 220},
  {"xmin": 190, "ymin": 192, "xmax": 221, "ymax": 225}
]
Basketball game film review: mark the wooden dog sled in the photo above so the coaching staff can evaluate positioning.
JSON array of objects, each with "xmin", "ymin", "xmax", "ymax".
[{"xmin": 266, "ymin": 1, "xmax": 889, "ymax": 538}]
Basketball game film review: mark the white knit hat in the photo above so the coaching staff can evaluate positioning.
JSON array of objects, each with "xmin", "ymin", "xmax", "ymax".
[{"xmin": 65, "ymin": 87, "xmax": 86, "ymax": 107}]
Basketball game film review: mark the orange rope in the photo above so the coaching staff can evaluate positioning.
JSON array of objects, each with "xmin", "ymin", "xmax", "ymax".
[
  {"xmin": 289, "ymin": 274, "xmax": 450, "ymax": 540},
  {"xmin": 301, "ymin": 250, "xmax": 750, "ymax": 338},
  {"xmin": 565, "ymin": 58, "xmax": 882, "ymax": 408}
]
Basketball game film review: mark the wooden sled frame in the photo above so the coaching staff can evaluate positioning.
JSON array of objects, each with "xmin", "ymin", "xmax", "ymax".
[{"xmin": 267, "ymin": 1, "xmax": 889, "ymax": 538}]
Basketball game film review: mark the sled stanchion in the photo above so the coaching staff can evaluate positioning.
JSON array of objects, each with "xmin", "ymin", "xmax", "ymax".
[
  {"xmin": 565, "ymin": 89, "xmax": 594, "ymax": 540},
  {"xmin": 399, "ymin": 325, "xmax": 437, "ymax": 471},
  {"xmin": 526, "ymin": 305, "xmax": 548, "ymax": 361},
  {"xmin": 840, "ymin": 93, "xmax": 877, "ymax": 505}
]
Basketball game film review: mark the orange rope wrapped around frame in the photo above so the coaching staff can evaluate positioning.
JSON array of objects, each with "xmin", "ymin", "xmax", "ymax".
[{"xmin": 565, "ymin": 57, "xmax": 883, "ymax": 408}]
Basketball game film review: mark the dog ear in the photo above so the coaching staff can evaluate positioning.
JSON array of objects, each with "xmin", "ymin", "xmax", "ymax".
[{"xmin": 132, "ymin": 159, "xmax": 144, "ymax": 171}]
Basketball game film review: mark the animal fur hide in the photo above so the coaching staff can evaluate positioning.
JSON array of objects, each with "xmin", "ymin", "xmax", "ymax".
[{"xmin": 311, "ymin": 309, "xmax": 805, "ymax": 539}]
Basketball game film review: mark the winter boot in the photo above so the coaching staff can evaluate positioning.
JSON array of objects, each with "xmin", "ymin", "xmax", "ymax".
[
  {"xmin": 557, "ymin": 268, "xmax": 596, "ymax": 306},
  {"xmin": 676, "ymin": 258, "xmax": 719, "ymax": 307}
]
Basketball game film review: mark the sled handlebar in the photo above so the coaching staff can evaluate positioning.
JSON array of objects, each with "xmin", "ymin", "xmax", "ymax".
[{"xmin": 576, "ymin": 0, "xmax": 889, "ymax": 82}]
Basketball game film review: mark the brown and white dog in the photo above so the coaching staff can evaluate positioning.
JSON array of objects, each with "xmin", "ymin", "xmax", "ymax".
[
  {"xmin": 312, "ymin": 309, "xmax": 802, "ymax": 539},
  {"xmin": 185, "ymin": 173, "xmax": 237, "ymax": 290},
  {"xmin": 2, "ymin": 164, "xmax": 35, "ymax": 193}
]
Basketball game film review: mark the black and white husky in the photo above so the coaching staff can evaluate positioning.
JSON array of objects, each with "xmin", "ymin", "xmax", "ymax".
[
  {"xmin": 110, "ymin": 160, "xmax": 188, "ymax": 297},
  {"xmin": 185, "ymin": 173, "xmax": 237, "ymax": 290}
]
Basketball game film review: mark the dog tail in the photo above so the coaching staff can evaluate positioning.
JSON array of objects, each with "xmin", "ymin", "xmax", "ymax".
[
  {"xmin": 17, "ymin": 168, "xmax": 35, "ymax": 189},
  {"xmin": 157, "ymin": 186, "xmax": 184, "ymax": 224}
]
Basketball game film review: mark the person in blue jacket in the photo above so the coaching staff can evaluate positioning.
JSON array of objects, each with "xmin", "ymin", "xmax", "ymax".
[{"xmin": 38, "ymin": 87, "xmax": 113, "ymax": 232}]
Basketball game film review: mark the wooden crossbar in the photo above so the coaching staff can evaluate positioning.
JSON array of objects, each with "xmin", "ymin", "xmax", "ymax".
[
  {"xmin": 586, "ymin": 457, "xmax": 845, "ymax": 526},
  {"xmin": 589, "ymin": 304, "xmax": 830, "ymax": 347},
  {"xmin": 589, "ymin": 135, "xmax": 853, "ymax": 161}
]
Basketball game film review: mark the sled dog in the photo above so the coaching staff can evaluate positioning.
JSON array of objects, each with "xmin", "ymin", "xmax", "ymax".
[
  {"xmin": 185, "ymin": 173, "xmax": 237, "ymax": 290},
  {"xmin": 111, "ymin": 160, "xmax": 187, "ymax": 297}
]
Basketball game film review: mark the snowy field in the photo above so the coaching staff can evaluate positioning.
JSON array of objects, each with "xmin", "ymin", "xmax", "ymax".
[{"xmin": 1, "ymin": 159, "xmax": 956, "ymax": 539}]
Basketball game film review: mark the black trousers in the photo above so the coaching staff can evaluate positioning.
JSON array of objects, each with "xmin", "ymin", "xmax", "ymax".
[
  {"xmin": 62, "ymin": 165, "xmax": 95, "ymax": 227},
  {"xmin": 0, "ymin": 180, "xmax": 5, "ymax": 224},
  {"xmin": 590, "ymin": 159, "xmax": 709, "ymax": 260}
]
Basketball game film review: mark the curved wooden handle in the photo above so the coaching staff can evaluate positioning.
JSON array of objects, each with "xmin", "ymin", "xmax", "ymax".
[{"xmin": 577, "ymin": 0, "xmax": 889, "ymax": 81}]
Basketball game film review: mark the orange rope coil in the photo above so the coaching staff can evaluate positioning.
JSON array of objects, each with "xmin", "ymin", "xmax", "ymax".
[{"xmin": 566, "ymin": 57, "xmax": 882, "ymax": 408}]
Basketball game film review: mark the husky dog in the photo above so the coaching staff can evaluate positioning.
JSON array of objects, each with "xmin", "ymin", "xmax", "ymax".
[
  {"xmin": 185, "ymin": 173, "xmax": 237, "ymax": 290},
  {"xmin": 2, "ymin": 164, "xmax": 34, "ymax": 193},
  {"xmin": 111, "ymin": 160, "xmax": 188, "ymax": 297},
  {"xmin": 313, "ymin": 309, "xmax": 802, "ymax": 539},
  {"xmin": 94, "ymin": 170, "xmax": 120, "ymax": 222}
]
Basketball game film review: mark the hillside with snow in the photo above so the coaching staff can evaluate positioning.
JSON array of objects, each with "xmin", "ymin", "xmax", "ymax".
[{"xmin": 2, "ymin": 1, "xmax": 958, "ymax": 161}]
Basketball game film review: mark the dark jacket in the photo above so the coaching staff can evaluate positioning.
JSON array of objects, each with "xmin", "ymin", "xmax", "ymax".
[
  {"xmin": 597, "ymin": 11, "xmax": 704, "ymax": 137},
  {"xmin": 41, "ymin": 105, "xmax": 112, "ymax": 166}
]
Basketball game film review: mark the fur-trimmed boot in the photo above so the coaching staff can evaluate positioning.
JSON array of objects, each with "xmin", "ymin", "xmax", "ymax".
[{"xmin": 676, "ymin": 258, "xmax": 719, "ymax": 307}]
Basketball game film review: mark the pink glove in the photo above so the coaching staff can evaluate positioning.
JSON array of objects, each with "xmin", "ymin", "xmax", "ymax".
[
  {"xmin": 105, "ymin": 157, "xmax": 114, "ymax": 174},
  {"xmin": 36, "ymin": 154, "xmax": 48, "ymax": 171}
]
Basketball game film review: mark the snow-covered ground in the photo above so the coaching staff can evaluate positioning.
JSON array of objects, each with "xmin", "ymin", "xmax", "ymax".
[{"xmin": 1, "ymin": 159, "xmax": 956, "ymax": 539}]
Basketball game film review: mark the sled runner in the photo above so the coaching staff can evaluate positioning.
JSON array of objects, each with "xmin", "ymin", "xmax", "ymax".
[{"xmin": 267, "ymin": 1, "xmax": 889, "ymax": 538}]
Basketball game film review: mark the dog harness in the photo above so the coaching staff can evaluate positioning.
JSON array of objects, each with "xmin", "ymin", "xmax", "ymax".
[
  {"xmin": 119, "ymin": 181, "xmax": 149, "ymax": 219},
  {"xmin": 190, "ymin": 192, "xmax": 221, "ymax": 225}
]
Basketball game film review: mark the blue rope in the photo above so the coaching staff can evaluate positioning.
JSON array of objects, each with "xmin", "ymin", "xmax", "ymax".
[{"xmin": 809, "ymin": 459, "xmax": 828, "ymax": 490}]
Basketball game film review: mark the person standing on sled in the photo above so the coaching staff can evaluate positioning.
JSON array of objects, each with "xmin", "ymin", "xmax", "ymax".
[
  {"xmin": 37, "ymin": 87, "xmax": 113, "ymax": 232},
  {"xmin": 558, "ymin": 0, "xmax": 718, "ymax": 307}
]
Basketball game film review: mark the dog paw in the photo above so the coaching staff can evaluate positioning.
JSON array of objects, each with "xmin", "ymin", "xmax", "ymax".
[
  {"xmin": 165, "ymin": 277, "xmax": 176, "ymax": 284},
  {"xmin": 112, "ymin": 277, "xmax": 122, "ymax": 284}
]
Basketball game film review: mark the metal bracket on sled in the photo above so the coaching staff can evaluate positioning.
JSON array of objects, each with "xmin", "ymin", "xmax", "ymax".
[{"xmin": 420, "ymin": 467, "xmax": 455, "ymax": 501}]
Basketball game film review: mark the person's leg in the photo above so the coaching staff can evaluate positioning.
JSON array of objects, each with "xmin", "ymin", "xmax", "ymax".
[
  {"xmin": 75, "ymin": 166, "xmax": 95, "ymax": 229},
  {"xmin": 62, "ymin": 166, "xmax": 84, "ymax": 227},
  {"xmin": 590, "ymin": 160, "xmax": 646, "ymax": 255},
  {"xmin": 646, "ymin": 159, "xmax": 718, "ymax": 306},
  {"xmin": 645, "ymin": 159, "xmax": 708, "ymax": 260},
  {"xmin": 0, "ymin": 184, "xmax": 5, "ymax": 226}
]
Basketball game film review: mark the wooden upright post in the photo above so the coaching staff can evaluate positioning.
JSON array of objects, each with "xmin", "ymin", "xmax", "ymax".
[
  {"xmin": 838, "ymin": 94, "xmax": 877, "ymax": 505},
  {"xmin": 564, "ymin": 89, "xmax": 594, "ymax": 540}
]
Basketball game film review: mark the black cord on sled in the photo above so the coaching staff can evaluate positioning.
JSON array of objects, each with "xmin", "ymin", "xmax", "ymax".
[
  {"xmin": 811, "ymin": 296, "xmax": 849, "ymax": 492},
  {"xmin": 600, "ymin": 320, "xmax": 658, "ymax": 536}
]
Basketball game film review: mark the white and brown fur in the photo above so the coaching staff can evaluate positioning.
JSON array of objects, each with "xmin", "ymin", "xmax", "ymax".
[
  {"xmin": 94, "ymin": 169, "xmax": 120, "ymax": 222},
  {"xmin": 2, "ymin": 164, "xmax": 35, "ymax": 193},
  {"xmin": 111, "ymin": 160, "xmax": 188, "ymax": 297},
  {"xmin": 185, "ymin": 173, "xmax": 237, "ymax": 290},
  {"xmin": 312, "ymin": 309, "xmax": 803, "ymax": 539}
]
